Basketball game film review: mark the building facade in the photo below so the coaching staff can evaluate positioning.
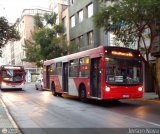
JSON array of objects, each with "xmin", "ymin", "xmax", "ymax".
[
  {"xmin": 1, "ymin": 8, "xmax": 51, "ymax": 82},
  {"xmin": 68, "ymin": 0, "xmax": 111, "ymax": 51},
  {"xmin": 50, "ymin": 0, "xmax": 113, "ymax": 51},
  {"xmin": 50, "ymin": 0, "xmax": 70, "ymax": 42},
  {"xmin": 151, "ymin": 34, "xmax": 160, "ymax": 92},
  {"xmin": 0, "ymin": 41, "xmax": 13, "ymax": 65},
  {"xmin": 15, "ymin": 9, "xmax": 51, "ymax": 82}
]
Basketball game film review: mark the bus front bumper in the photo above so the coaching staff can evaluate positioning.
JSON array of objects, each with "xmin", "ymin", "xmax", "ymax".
[
  {"xmin": 103, "ymin": 92, "xmax": 143, "ymax": 100},
  {"xmin": 1, "ymin": 83, "xmax": 24, "ymax": 89}
]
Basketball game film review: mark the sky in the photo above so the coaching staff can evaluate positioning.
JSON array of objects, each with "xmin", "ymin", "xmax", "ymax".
[{"xmin": 0, "ymin": 0, "xmax": 50, "ymax": 23}]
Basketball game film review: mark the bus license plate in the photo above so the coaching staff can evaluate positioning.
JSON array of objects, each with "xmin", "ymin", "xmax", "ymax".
[{"xmin": 123, "ymin": 95, "xmax": 129, "ymax": 98}]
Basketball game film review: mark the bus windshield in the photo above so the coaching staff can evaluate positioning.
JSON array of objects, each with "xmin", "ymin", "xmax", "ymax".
[
  {"xmin": 105, "ymin": 57, "xmax": 143, "ymax": 85},
  {"xmin": 2, "ymin": 69, "xmax": 23, "ymax": 82}
]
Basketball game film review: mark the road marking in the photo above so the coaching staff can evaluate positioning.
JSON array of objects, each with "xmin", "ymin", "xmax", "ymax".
[{"xmin": 128, "ymin": 115, "xmax": 160, "ymax": 127}]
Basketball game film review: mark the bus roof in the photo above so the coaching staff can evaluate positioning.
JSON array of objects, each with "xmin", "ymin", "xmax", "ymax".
[{"xmin": 44, "ymin": 46, "xmax": 141, "ymax": 66}]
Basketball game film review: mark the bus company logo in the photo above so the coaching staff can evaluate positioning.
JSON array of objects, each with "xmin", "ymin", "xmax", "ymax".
[{"xmin": 2, "ymin": 128, "xmax": 8, "ymax": 134}]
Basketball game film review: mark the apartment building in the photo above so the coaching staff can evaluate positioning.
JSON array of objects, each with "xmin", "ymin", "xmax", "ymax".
[
  {"xmin": 16, "ymin": 9, "xmax": 51, "ymax": 82},
  {"xmin": 1, "ymin": 9, "xmax": 51, "ymax": 82},
  {"xmin": 50, "ymin": 0, "xmax": 70, "ymax": 41},
  {"xmin": 151, "ymin": 34, "xmax": 160, "ymax": 92},
  {"xmin": 68, "ymin": 0, "xmax": 113, "ymax": 51},
  {"xmin": 0, "ymin": 41, "xmax": 13, "ymax": 65},
  {"xmin": 50, "ymin": 0, "xmax": 113, "ymax": 52}
]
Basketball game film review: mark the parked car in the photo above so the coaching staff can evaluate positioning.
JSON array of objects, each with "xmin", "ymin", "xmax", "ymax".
[{"xmin": 35, "ymin": 78, "xmax": 43, "ymax": 90}]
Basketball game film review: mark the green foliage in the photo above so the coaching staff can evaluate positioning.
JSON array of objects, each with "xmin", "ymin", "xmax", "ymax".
[
  {"xmin": 24, "ymin": 12, "xmax": 78, "ymax": 66},
  {"xmin": 44, "ymin": 12, "xmax": 57, "ymax": 26},
  {"xmin": 23, "ymin": 40, "xmax": 42, "ymax": 66},
  {"xmin": 33, "ymin": 14, "xmax": 44, "ymax": 28},
  {"xmin": 94, "ymin": 0, "xmax": 160, "ymax": 51},
  {"xmin": 0, "ymin": 16, "xmax": 20, "ymax": 48},
  {"xmin": 95, "ymin": 0, "xmax": 160, "ymax": 97}
]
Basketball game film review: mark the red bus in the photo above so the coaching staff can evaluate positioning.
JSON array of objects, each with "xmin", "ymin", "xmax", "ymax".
[
  {"xmin": 0, "ymin": 65, "xmax": 26, "ymax": 90},
  {"xmin": 43, "ymin": 46, "xmax": 143, "ymax": 101}
]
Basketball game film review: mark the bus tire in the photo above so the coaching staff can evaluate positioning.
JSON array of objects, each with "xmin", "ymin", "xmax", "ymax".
[
  {"xmin": 35, "ymin": 85, "xmax": 38, "ymax": 90},
  {"xmin": 112, "ymin": 99, "xmax": 120, "ymax": 104},
  {"xmin": 51, "ymin": 82, "xmax": 57, "ymax": 96},
  {"xmin": 58, "ymin": 93, "xmax": 62, "ymax": 97},
  {"xmin": 79, "ymin": 84, "xmax": 87, "ymax": 102},
  {"xmin": 40, "ymin": 86, "xmax": 43, "ymax": 91}
]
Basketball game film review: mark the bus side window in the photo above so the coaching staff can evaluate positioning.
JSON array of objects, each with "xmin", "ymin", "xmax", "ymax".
[
  {"xmin": 50, "ymin": 63, "xmax": 56, "ymax": 75},
  {"xmin": 56, "ymin": 62, "xmax": 62, "ymax": 75},
  {"xmin": 69, "ymin": 59, "xmax": 79, "ymax": 77},
  {"xmin": 79, "ymin": 57, "xmax": 90, "ymax": 77}
]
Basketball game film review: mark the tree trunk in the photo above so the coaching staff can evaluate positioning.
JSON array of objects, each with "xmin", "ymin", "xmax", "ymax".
[{"xmin": 145, "ymin": 61, "xmax": 160, "ymax": 99}]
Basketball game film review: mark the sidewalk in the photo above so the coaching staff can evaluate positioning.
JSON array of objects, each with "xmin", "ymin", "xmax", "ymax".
[
  {"xmin": 140, "ymin": 92, "xmax": 160, "ymax": 104},
  {"xmin": 0, "ymin": 99, "xmax": 21, "ymax": 134},
  {"xmin": 143, "ymin": 92, "xmax": 159, "ymax": 99}
]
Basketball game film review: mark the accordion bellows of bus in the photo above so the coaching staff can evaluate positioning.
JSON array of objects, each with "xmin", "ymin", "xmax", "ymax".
[
  {"xmin": 43, "ymin": 46, "xmax": 143, "ymax": 101},
  {"xmin": 0, "ymin": 65, "xmax": 26, "ymax": 90}
]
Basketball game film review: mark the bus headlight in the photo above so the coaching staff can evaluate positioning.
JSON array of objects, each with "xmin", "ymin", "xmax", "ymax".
[
  {"xmin": 106, "ymin": 86, "xmax": 110, "ymax": 92},
  {"xmin": 1, "ymin": 82, "xmax": 7, "ymax": 86},
  {"xmin": 138, "ymin": 87, "xmax": 143, "ymax": 92}
]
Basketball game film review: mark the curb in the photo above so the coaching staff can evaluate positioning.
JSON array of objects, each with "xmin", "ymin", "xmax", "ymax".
[
  {"xmin": 0, "ymin": 99, "xmax": 22, "ymax": 134},
  {"xmin": 129, "ymin": 98, "xmax": 160, "ymax": 104},
  {"xmin": 140, "ymin": 98, "xmax": 160, "ymax": 104}
]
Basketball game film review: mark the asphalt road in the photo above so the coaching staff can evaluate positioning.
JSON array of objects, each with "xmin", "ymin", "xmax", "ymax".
[{"xmin": 1, "ymin": 84, "xmax": 160, "ymax": 134}]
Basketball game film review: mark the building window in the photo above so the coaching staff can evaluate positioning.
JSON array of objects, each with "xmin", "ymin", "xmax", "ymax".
[
  {"xmin": 50, "ymin": 63, "xmax": 56, "ymax": 75},
  {"xmin": 70, "ymin": 0, "xmax": 75, "ymax": 5},
  {"xmin": 78, "ymin": 35, "xmax": 83, "ymax": 44},
  {"xmin": 78, "ymin": 35, "xmax": 83, "ymax": 49},
  {"xmin": 70, "ymin": 15, "xmax": 75, "ymax": 28},
  {"xmin": 78, "ymin": 10, "xmax": 83, "ymax": 23},
  {"xmin": 79, "ymin": 57, "xmax": 90, "ymax": 77},
  {"xmin": 87, "ymin": 31, "xmax": 94, "ymax": 46},
  {"xmin": 87, "ymin": 3, "xmax": 93, "ymax": 18},
  {"xmin": 62, "ymin": 17, "xmax": 66, "ymax": 33},
  {"xmin": 56, "ymin": 62, "xmax": 62, "ymax": 75}
]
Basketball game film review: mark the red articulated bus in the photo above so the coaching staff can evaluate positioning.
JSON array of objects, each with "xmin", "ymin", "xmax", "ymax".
[
  {"xmin": 43, "ymin": 46, "xmax": 143, "ymax": 101},
  {"xmin": 0, "ymin": 65, "xmax": 26, "ymax": 90}
]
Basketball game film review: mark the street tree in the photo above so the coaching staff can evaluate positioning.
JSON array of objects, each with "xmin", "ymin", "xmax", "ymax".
[
  {"xmin": 0, "ymin": 16, "xmax": 20, "ymax": 57},
  {"xmin": 23, "ymin": 40, "xmax": 43, "ymax": 67},
  {"xmin": 94, "ymin": 0, "xmax": 160, "ymax": 98},
  {"xmin": 24, "ymin": 12, "xmax": 78, "ymax": 66}
]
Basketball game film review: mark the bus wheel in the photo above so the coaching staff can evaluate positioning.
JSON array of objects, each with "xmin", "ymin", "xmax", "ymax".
[
  {"xmin": 79, "ymin": 85, "xmax": 87, "ymax": 102},
  {"xmin": 40, "ymin": 86, "xmax": 43, "ymax": 91},
  {"xmin": 51, "ymin": 83, "xmax": 57, "ymax": 96},
  {"xmin": 35, "ymin": 85, "xmax": 38, "ymax": 90},
  {"xmin": 58, "ymin": 93, "xmax": 62, "ymax": 97},
  {"xmin": 112, "ymin": 99, "xmax": 120, "ymax": 104}
]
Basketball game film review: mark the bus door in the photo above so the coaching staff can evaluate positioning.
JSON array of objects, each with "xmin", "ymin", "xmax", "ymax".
[
  {"xmin": 62, "ymin": 62, "xmax": 68, "ymax": 92},
  {"xmin": 46, "ymin": 66, "xmax": 50, "ymax": 89},
  {"xmin": 90, "ymin": 58, "xmax": 101, "ymax": 98}
]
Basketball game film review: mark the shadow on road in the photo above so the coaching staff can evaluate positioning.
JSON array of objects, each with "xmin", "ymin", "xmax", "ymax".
[
  {"xmin": 1, "ymin": 89, "xmax": 24, "ymax": 92},
  {"xmin": 49, "ymin": 92, "xmax": 143, "ymax": 109}
]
